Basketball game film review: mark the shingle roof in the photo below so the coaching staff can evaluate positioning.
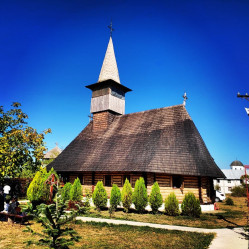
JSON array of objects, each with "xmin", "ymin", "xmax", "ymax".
[
  {"xmin": 44, "ymin": 145, "xmax": 62, "ymax": 159},
  {"xmin": 49, "ymin": 105, "xmax": 224, "ymax": 178}
]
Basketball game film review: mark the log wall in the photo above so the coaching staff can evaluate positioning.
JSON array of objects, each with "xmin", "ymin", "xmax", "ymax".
[{"xmin": 67, "ymin": 172, "xmax": 213, "ymax": 203}]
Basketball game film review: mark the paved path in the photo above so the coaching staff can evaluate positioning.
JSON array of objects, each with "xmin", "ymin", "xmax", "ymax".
[{"xmin": 76, "ymin": 216, "xmax": 248, "ymax": 249}]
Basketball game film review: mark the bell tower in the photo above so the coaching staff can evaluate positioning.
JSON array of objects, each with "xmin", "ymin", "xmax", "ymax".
[{"xmin": 86, "ymin": 24, "xmax": 131, "ymax": 131}]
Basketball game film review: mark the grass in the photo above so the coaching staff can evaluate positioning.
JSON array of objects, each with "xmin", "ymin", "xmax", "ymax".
[
  {"xmin": 0, "ymin": 220, "xmax": 214, "ymax": 249},
  {"xmin": 84, "ymin": 196, "xmax": 247, "ymax": 229}
]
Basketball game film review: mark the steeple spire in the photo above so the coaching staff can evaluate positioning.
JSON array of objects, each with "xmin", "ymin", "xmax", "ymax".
[{"xmin": 98, "ymin": 23, "xmax": 120, "ymax": 84}]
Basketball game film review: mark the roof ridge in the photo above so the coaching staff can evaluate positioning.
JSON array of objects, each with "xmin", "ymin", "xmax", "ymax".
[{"xmin": 118, "ymin": 104, "xmax": 186, "ymax": 118}]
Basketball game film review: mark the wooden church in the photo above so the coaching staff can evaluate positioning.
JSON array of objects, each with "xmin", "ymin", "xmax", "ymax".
[{"xmin": 49, "ymin": 30, "xmax": 224, "ymax": 203}]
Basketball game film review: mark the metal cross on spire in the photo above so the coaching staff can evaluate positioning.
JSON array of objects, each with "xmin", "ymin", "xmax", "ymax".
[
  {"xmin": 108, "ymin": 21, "xmax": 114, "ymax": 37},
  {"xmin": 183, "ymin": 92, "xmax": 188, "ymax": 106}
]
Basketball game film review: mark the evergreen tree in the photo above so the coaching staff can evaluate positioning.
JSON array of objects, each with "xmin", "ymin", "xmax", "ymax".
[
  {"xmin": 121, "ymin": 178, "xmax": 133, "ymax": 213},
  {"xmin": 110, "ymin": 184, "xmax": 121, "ymax": 210},
  {"xmin": 92, "ymin": 181, "xmax": 107, "ymax": 210},
  {"xmin": 61, "ymin": 182, "xmax": 72, "ymax": 202},
  {"xmin": 69, "ymin": 178, "xmax": 83, "ymax": 202},
  {"xmin": 149, "ymin": 182, "xmax": 163, "ymax": 213},
  {"xmin": 165, "ymin": 192, "xmax": 180, "ymax": 216},
  {"xmin": 27, "ymin": 167, "xmax": 49, "ymax": 205},
  {"xmin": 132, "ymin": 177, "xmax": 148, "ymax": 213},
  {"xmin": 181, "ymin": 192, "xmax": 201, "ymax": 218}
]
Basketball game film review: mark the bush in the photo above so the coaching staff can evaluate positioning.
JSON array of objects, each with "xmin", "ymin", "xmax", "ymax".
[
  {"xmin": 61, "ymin": 182, "xmax": 72, "ymax": 201},
  {"xmin": 165, "ymin": 192, "xmax": 180, "ymax": 216},
  {"xmin": 92, "ymin": 181, "xmax": 107, "ymax": 210},
  {"xmin": 110, "ymin": 184, "xmax": 121, "ymax": 210},
  {"xmin": 225, "ymin": 197, "xmax": 234, "ymax": 205},
  {"xmin": 231, "ymin": 186, "xmax": 246, "ymax": 197},
  {"xmin": 132, "ymin": 177, "xmax": 148, "ymax": 213},
  {"xmin": 27, "ymin": 167, "xmax": 49, "ymax": 205},
  {"xmin": 149, "ymin": 182, "xmax": 163, "ymax": 213},
  {"xmin": 181, "ymin": 192, "xmax": 201, "ymax": 218},
  {"xmin": 70, "ymin": 178, "xmax": 83, "ymax": 202},
  {"xmin": 121, "ymin": 178, "xmax": 133, "ymax": 212}
]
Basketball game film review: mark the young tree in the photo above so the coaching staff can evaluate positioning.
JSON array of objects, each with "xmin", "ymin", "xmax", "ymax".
[
  {"xmin": 61, "ymin": 182, "xmax": 72, "ymax": 202},
  {"xmin": 149, "ymin": 182, "xmax": 163, "ymax": 213},
  {"xmin": 165, "ymin": 192, "xmax": 180, "ymax": 216},
  {"xmin": 181, "ymin": 192, "xmax": 201, "ymax": 218},
  {"xmin": 121, "ymin": 179, "xmax": 133, "ymax": 213},
  {"xmin": 132, "ymin": 177, "xmax": 148, "ymax": 213},
  {"xmin": 69, "ymin": 178, "xmax": 83, "ymax": 202},
  {"xmin": 27, "ymin": 167, "xmax": 50, "ymax": 206},
  {"xmin": 0, "ymin": 102, "xmax": 51, "ymax": 182},
  {"xmin": 110, "ymin": 184, "xmax": 121, "ymax": 210},
  {"xmin": 92, "ymin": 181, "xmax": 107, "ymax": 210}
]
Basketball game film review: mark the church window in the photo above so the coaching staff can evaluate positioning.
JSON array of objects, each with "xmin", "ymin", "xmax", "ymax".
[
  {"xmin": 172, "ymin": 176, "xmax": 183, "ymax": 188},
  {"xmin": 105, "ymin": 175, "xmax": 112, "ymax": 187}
]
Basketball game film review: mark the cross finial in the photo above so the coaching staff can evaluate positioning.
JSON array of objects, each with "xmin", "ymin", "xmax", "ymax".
[
  {"xmin": 183, "ymin": 92, "xmax": 188, "ymax": 106},
  {"xmin": 108, "ymin": 21, "xmax": 114, "ymax": 37}
]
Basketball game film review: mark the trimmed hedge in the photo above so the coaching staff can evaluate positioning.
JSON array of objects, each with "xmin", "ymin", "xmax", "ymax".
[
  {"xmin": 181, "ymin": 192, "xmax": 201, "ymax": 218},
  {"xmin": 110, "ymin": 184, "xmax": 121, "ymax": 210},
  {"xmin": 149, "ymin": 182, "xmax": 163, "ymax": 213},
  {"xmin": 165, "ymin": 192, "xmax": 180, "ymax": 216},
  {"xmin": 121, "ymin": 179, "xmax": 133, "ymax": 212},
  {"xmin": 92, "ymin": 181, "xmax": 107, "ymax": 210}
]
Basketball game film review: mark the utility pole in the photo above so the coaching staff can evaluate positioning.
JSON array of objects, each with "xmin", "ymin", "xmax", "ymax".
[{"xmin": 237, "ymin": 92, "xmax": 249, "ymax": 116}]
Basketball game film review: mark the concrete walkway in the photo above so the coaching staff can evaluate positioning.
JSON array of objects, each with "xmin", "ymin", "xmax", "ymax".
[{"xmin": 76, "ymin": 216, "xmax": 248, "ymax": 249}]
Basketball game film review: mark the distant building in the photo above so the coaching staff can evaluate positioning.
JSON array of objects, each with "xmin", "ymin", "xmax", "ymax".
[
  {"xmin": 214, "ymin": 160, "xmax": 245, "ymax": 194},
  {"xmin": 43, "ymin": 145, "xmax": 62, "ymax": 166}
]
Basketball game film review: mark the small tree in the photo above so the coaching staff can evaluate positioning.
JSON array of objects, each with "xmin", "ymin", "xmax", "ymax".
[
  {"xmin": 231, "ymin": 186, "xmax": 246, "ymax": 197},
  {"xmin": 92, "ymin": 181, "xmax": 107, "ymax": 210},
  {"xmin": 165, "ymin": 192, "xmax": 179, "ymax": 216},
  {"xmin": 24, "ymin": 189, "xmax": 88, "ymax": 248},
  {"xmin": 149, "ymin": 182, "xmax": 163, "ymax": 213},
  {"xmin": 132, "ymin": 177, "xmax": 148, "ymax": 213},
  {"xmin": 181, "ymin": 192, "xmax": 201, "ymax": 218},
  {"xmin": 121, "ymin": 178, "xmax": 133, "ymax": 213},
  {"xmin": 70, "ymin": 178, "xmax": 83, "ymax": 202},
  {"xmin": 61, "ymin": 182, "xmax": 72, "ymax": 202},
  {"xmin": 110, "ymin": 184, "xmax": 121, "ymax": 210},
  {"xmin": 27, "ymin": 167, "xmax": 49, "ymax": 206}
]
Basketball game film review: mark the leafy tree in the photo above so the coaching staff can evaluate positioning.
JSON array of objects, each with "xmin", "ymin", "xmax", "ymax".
[
  {"xmin": 132, "ymin": 177, "xmax": 148, "ymax": 213},
  {"xmin": 92, "ymin": 181, "xmax": 107, "ymax": 210},
  {"xmin": 0, "ymin": 102, "xmax": 51, "ymax": 182},
  {"xmin": 165, "ymin": 192, "xmax": 180, "ymax": 216},
  {"xmin": 110, "ymin": 184, "xmax": 121, "ymax": 210},
  {"xmin": 149, "ymin": 182, "xmax": 163, "ymax": 213},
  {"xmin": 61, "ymin": 182, "xmax": 72, "ymax": 202},
  {"xmin": 121, "ymin": 179, "xmax": 133, "ymax": 213},
  {"xmin": 70, "ymin": 178, "xmax": 83, "ymax": 202},
  {"xmin": 181, "ymin": 192, "xmax": 201, "ymax": 218},
  {"xmin": 27, "ymin": 167, "xmax": 50, "ymax": 206}
]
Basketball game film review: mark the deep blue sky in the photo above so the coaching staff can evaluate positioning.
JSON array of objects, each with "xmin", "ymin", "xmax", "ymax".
[{"xmin": 1, "ymin": 0, "xmax": 249, "ymax": 169}]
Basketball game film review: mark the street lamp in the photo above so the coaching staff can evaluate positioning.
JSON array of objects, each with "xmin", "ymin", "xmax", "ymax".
[{"xmin": 237, "ymin": 92, "xmax": 249, "ymax": 116}]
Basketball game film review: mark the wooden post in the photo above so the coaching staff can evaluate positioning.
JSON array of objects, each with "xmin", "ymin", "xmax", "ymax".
[
  {"xmin": 92, "ymin": 172, "xmax": 95, "ymax": 193},
  {"xmin": 198, "ymin": 177, "xmax": 203, "ymax": 204}
]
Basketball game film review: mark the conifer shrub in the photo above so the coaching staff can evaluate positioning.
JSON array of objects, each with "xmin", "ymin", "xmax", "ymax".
[
  {"xmin": 132, "ymin": 177, "xmax": 148, "ymax": 213},
  {"xmin": 181, "ymin": 192, "xmax": 201, "ymax": 218},
  {"xmin": 70, "ymin": 178, "xmax": 83, "ymax": 202},
  {"xmin": 121, "ymin": 178, "xmax": 133, "ymax": 212},
  {"xmin": 110, "ymin": 184, "xmax": 121, "ymax": 210},
  {"xmin": 92, "ymin": 181, "xmax": 107, "ymax": 210},
  {"xmin": 165, "ymin": 192, "xmax": 180, "ymax": 216},
  {"xmin": 225, "ymin": 197, "xmax": 234, "ymax": 205},
  {"xmin": 149, "ymin": 182, "xmax": 163, "ymax": 213},
  {"xmin": 61, "ymin": 182, "xmax": 72, "ymax": 202},
  {"xmin": 27, "ymin": 167, "xmax": 49, "ymax": 206}
]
